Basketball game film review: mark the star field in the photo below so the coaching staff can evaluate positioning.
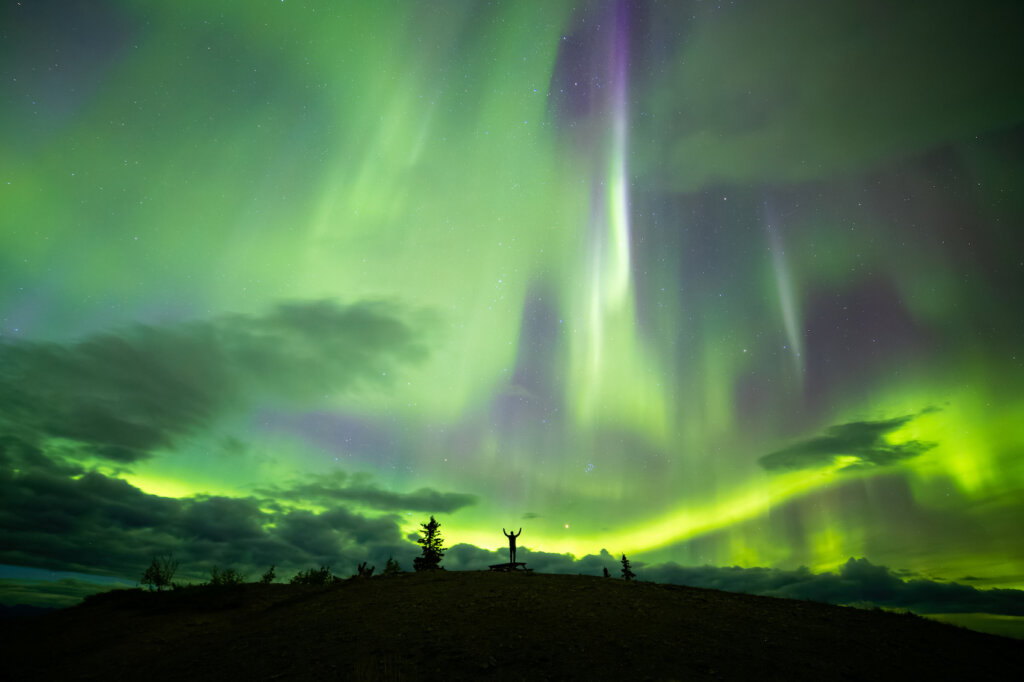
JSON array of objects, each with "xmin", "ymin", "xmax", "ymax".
[{"xmin": 1, "ymin": 0, "xmax": 1023, "ymax": 623}]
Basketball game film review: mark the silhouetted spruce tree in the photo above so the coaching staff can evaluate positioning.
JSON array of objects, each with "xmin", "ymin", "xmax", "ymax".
[
  {"xmin": 413, "ymin": 515, "xmax": 445, "ymax": 571},
  {"xmin": 620, "ymin": 554, "xmax": 636, "ymax": 581}
]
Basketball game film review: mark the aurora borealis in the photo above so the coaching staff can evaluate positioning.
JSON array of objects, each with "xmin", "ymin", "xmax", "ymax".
[{"xmin": 2, "ymin": 0, "xmax": 1024, "ymax": 625}]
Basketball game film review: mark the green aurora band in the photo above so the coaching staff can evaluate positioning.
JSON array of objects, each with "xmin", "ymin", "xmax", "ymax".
[{"xmin": 2, "ymin": 0, "xmax": 1023, "ymax": 596}]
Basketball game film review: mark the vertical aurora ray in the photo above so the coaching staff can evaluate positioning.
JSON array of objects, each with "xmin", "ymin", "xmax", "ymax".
[
  {"xmin": 763, "ymin": 204, "xmax": 805, "ymax": 383},
  {"xmin": 566, "ymin": 2, "xmax": 668, "ymax": 444}
]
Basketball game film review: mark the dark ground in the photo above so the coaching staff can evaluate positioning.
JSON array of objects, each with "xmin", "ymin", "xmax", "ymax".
[{"xmin": 2, "ymin": 570, "xmax": 1021, "ymax": 680}]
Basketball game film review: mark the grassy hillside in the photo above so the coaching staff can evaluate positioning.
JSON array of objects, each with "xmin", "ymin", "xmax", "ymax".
[{"xmin": 3, "ymin": 570, "xmax": 1021, "ymax": 680}]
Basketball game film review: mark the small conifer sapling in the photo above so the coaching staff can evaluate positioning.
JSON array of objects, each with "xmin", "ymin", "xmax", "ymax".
[
  {"xmin": 260, "ymin": 565, "xmax": 276, "ymax": 584},
  {"xmin": 621, "ymin": 554, "xmax": 636, "ymax": 581}
]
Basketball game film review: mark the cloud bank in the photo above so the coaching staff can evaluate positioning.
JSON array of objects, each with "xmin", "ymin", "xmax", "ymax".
[
  {"xmin": 441, "ymin": 547, "xmax": 1024, "ymax": 617},
  {"xmin": 0, "ymin": 435, "xmax": 465, "ymax": 583},
  {"xmin": 4, "ymin": 448, "xmax": 1023, "ymax": 620},
  {"xmin": 758, "ymin": 412, "xmax": 937, "ymax": 472},
  {"xmin": 0, "ymin": 299, "xmax": 428, "ymax": 463},
  {"xmin": 643, "ymin": 558, "xmax": 1024, "ymax": 617}
]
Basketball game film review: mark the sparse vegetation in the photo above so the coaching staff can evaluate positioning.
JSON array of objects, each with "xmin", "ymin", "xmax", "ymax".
[
  {"xmin": 141, "ymin": 553, "xmax": 178, "ymax": 591},
  {"xmin": 356, "ymin": 562, "xmax": 376, "ymax": 578},
  {"xmin": 620, "ymin": 554, "xmax": 635, "ymax": 581},
  {"xmin": 289, "ymin": 565, "xmax": 339, "ymax": 585},
  {"xmin": 208, "ymin": 567, "xmax": 246, "ymax": 586},
  {"xmin": 413, "ymin": 515, "xmax": 445, "ymax": 571},
  {"xmin": 260, "ymin": 565, "xmax": 276, "ymax": 584},
  {"xmin": 383, "ymin": 556, "xmax": 402, "ymax": 576}
]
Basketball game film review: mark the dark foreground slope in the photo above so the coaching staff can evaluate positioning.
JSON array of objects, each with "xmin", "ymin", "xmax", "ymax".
[{"xmin": 2, "ymin": 570, "xmax": 1021, "ymax": 681}]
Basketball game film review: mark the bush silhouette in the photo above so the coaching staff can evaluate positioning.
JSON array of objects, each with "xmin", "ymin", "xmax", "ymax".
[
  {"xmin": 621, "ymin": 554, "xmax": 636, "ymax": 581},
  {"xmin": 290, "ymin": 566, "xmax": 338, "ymax": 585},
  {"xmin": 413, "ymin": 515, "xmax": 445, "ymax": 572},
  {"xmin": 383, "ymin": 556, "xmax": 402, "ymax": 576},
  {"xmin": 260, "ymin": 565, "xmax": 276, "ymax": 584},
  {"xmin": 356, "ymin": 562, "xmax": 376, "ymax": 578},
  {"xmin": 141, "ymin": 553, "xmax": 178, "ymax": 591},
  {"xmin": 208, "ymin": 567, "xmax": 246, "ymax": 586}
]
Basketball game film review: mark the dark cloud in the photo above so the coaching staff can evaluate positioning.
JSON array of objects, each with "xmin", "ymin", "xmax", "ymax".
[
  {"xmin": 4, "ymin": 419, "xmax": 1016, "ymax": 619},
  {"xmin": 0, "ymin": 299, "xmax": 428, "ymax": 464},
  {"xmin": 0, "ymin": 435, "xmax": 82, "ymax": 478},
  {"xmin": 642, "ymin": 557, "xmax": 1024, "ymax": 617},
  {"xmin": 180, "ymin": 497, "xmax": 269, "ymax": 543},
  {"xmin": 0, "ymin": 577, "xmax": 132, "ymax": 610},
  {"xmin": 0, "ymin": 447, "xmax": 421, "ymax": 587},
  {"xmin": 758, "ymin": 412, "xmax": 936, "ymax": 472},
  {"xmin": 5, "ymin": 450, "xmax": 1024, "ymax": 620},
  {"xmin": 640, "ymin": 0, "xmax": 1024, "ymax": 190},
  {"xmin": 258, "ymin": 472, "xmax": 477, "ymax": 514},
  {"xmin": 431, "ymin": 545, "xmax": 1024, "ymax": 618}
]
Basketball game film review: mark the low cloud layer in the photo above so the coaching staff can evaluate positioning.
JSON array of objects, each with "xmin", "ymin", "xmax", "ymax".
[
  {"xmin": 439, "ymin": 545, "xmax": 1024, "ymax": 617},
  {"xmin": 0, "ymin": 432, "xmax": 461, "ymax": 587},
  {"xmin": 4, "ymin": 448, "xmax": 1024, "ymax": 620},
  {"xmin": 0, "ymin": 298, "xmax": 471, "ymax": 602},
  {"xmin": 0, "ymin": 577, "xmax": 134, "ymax": 610},
  {"xmin": 642, "ymin": 558, "xmax": 1024, "ymax": 617},
  {"xmin": 758, "ymin": 412, "xmax": 936, "ymax": 472}
]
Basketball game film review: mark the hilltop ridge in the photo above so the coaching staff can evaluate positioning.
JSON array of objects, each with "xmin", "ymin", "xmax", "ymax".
[{"xmin": 3, "ymin": 570, "xmax": 1021, "ymax": 680}]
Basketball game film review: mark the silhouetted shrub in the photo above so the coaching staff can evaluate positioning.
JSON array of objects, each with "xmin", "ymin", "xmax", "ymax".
[
  {"xmin": 620, "ymin": 554, "xmax": 635, "ymax": 581},
  {"xmin": 208, "ymin": 567, "xmax": 246, "ymax": 586},
  {"xmin": 383, "ymin": 556, "xmax": 402, "ymax": 576},
  {"xmin": 141, "ymin": 553, "xmax": 178, "ymax": 592},
  {"xmin": 289, "ymin": 565, "xmax": 338, "ymax": 585},
  {"xmin": 260, "ymin": 565, "xmax": 276, "ymax": 584},
  {"xmin": 355, "ymin": 562, "xmax": 376, "ymax": 578},
  {"xmin": 413, "ymin": 515, "xmax": 445, "ymax": 572},
  {"xmin": 603, "ymin": 567, "xmax": 610, "ymax": 578}
]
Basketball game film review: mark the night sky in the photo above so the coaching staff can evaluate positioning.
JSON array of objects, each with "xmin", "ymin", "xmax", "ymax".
[{"xmin": 2, "ymin": 0, "xmax": 1023, "ymax": 626}]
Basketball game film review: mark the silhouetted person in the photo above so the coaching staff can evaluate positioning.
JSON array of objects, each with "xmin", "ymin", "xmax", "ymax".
[{"xmin": 503, "ymin": 527, "xmax": 522, "ymax": 564}]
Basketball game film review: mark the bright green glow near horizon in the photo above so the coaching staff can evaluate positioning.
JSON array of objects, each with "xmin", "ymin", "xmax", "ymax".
[{"xmin": 2, "ymin": 1, "xmax": 1023, "ymax": 589}]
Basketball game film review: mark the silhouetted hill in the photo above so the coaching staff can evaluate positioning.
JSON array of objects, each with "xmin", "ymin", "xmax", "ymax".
[
  {"xmin": 0, "ymin": 603, "xmax": 58, "ymax": 620},
  {"xmin": 2, "ymin": 571, "xmax": 1021, "ymax": 680}
]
